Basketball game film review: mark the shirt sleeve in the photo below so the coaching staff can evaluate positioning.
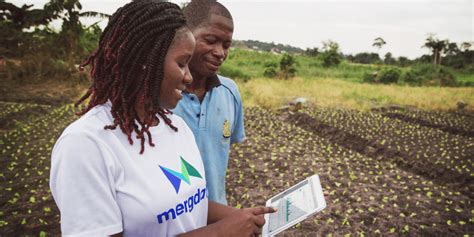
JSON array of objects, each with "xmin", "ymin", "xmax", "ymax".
[
  {"xmin": 49, "ymin": 131, "xmax": 123, "ymax": 237},
  {"xmin": 230, "ymin": 84, "xmax": 246, "ymax": 144}
]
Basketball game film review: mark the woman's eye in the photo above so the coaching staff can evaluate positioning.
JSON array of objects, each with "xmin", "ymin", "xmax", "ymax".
[{"xmin": 178, "ymin": 63, "xmax": 186, "ymax": 68}]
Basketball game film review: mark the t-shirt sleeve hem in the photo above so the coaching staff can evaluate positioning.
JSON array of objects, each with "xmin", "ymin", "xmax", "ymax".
[
  {"xmin": 231, "ymin": 136, "xmax": 246, "ymax": 144},
  {"xmin": 63, "ymin": 223, "xmax": 123, "ymax": 237}
]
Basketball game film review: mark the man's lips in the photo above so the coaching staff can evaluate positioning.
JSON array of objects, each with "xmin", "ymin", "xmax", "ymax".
[{"xmin": 206, "ymin": 60, "xmax": 222, "ymax": 71}]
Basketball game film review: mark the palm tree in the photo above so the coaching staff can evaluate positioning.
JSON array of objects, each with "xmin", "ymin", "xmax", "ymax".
[
  {"xmin": 372, "ymin": 37, "xmax": 386, "ymax": 58},
  {"xmin": 372, "ymin": 37, "xmax": 386, "ymax": 49},
  {"xmin": 0, "ymin": 1, "xmax": 53, "ymax": 29},
  {"xmin": 423, "ymin": 34, "xmax": 448, "ymax": 65},
  {"xmin": 44, "ymin": 0, "xmax": 110, "ymax": 59}
]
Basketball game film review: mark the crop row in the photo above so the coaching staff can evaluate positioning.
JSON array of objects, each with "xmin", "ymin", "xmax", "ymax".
[
  {"xmin": 0, "ymin": 102, "xmax": 53, "ymax": 137},
  {"xmin": 0, "ymin": 104, "xmax": 76, "ymax": 235},
  {"xmin": 375, "ymin": 107, "xmax": 474, "ymax": 137},
  {"xmin": 289, "ymin": 107, "xmax": 473, "ymax": 195},
  {"xmin": 227, "ymin": 107, "xmax": 473, "ymax": 236}
]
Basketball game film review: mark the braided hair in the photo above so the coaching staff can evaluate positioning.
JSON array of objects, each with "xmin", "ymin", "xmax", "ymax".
[{"xmin": 76, "ymin": 0, "xmax": 187, "ymax": 154}]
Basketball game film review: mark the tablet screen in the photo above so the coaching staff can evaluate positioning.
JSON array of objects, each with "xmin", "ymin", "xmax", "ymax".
[{"xmin": 267, "ymin": 179, "xmax": 316, "ymax": 233}]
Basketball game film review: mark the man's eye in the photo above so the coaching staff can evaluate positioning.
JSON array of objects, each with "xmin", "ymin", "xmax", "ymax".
[{"xmin": 205, "ymin": 37, "xmax": 216, "ymax": 44}]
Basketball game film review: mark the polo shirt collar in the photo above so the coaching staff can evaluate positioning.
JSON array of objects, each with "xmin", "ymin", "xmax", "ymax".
[{"xmin": 206, "ymin": 74, "xmax": 221, "ymax": 91}]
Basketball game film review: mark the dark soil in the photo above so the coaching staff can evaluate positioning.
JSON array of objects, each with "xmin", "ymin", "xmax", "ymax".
[
  {"xmin": 1, "ymin": 104, "xmax": 473, "ymax": 236},
  {"xmin": 287, "ymin": 111, "xmax": 474, "ymax": 199}
]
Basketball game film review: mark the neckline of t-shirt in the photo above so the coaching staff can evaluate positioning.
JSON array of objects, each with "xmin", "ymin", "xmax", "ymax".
[{"xmin": 101, "ymin": 100, "xmax": 174, "ymax": 131}]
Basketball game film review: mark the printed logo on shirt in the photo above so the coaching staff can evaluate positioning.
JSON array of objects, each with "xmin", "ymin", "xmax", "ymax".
[
  {"xmin": 156, "ymin": 187, "xmax": 207, "ymax": 224},
  {"xmin": 223, "ymin": 119, "xmax": 231, "ymax": 138},
  {"xmin": 159, "ymin": 156, "xmax": 202, "ymax": 194}
]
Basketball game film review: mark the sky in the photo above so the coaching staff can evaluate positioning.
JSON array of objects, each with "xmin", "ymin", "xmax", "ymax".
[{"xmin": 12, "ymin": 0, "xmax": 474, "ymax": 59}]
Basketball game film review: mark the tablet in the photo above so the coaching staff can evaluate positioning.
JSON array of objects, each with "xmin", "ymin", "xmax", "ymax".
[{"xmin": 262, "ymin": 175, "xmax": 326, "ymax": 237}]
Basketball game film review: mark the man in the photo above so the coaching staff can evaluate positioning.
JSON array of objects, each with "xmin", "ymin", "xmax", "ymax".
[{"xmin": 173, "ymin": 0, "xmax": 245, "ymax": 205}]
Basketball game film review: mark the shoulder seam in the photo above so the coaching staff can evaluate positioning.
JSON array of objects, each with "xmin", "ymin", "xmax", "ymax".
[{"xmin": 217, "ymin": 75, "xmax": 240, "ymax": 103}]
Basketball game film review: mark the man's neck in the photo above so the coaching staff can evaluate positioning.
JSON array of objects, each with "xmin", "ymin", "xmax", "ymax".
[
  {"xmin": 188, "ymin": 74, "xmax": 207, "ymax": 91},
  {"xmin": 186, "ymin": 73, "xmax": 208, "ymax": 102}
]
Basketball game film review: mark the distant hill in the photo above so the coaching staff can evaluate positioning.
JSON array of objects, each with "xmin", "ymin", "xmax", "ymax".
[{"xmin": 232, "ymin": 39, "xmax": 305, "ymax": 54}]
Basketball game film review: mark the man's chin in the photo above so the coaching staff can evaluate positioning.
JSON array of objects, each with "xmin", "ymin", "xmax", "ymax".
[{"xmin": 202, "ymin": 68, "xmax": 218, "ymax": 78}]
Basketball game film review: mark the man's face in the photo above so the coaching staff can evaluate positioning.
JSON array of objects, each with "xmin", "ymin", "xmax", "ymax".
[
  {"xmin": 189, "ymin": 13, "xmax": 233, "ymax": 79},
  {"xmin": 159, "ymin": 29, "xmax": 195, "ymax": 109}
]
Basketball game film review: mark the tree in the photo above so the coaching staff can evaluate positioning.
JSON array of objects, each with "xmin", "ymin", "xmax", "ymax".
[
  {"xmin": 372, "ymin": 37, "xmax": 386, "ymax": 58},
  {"xmin": 384, "ymin": 52, "xmax": 396, "ymax": 65},
  {"xmin": 0, "ymin": 1, "xmax": 53, "ymax": 30},
  {"xmin": 445, "ymin": 42, "xmax": 459, "ymax": 57},
  {"xmin": 305, "ymin": 47, "xmax": 319, "ymax": 57},
  {"xmin": 423, "ymin": 33, "xmax": 448, "ymax": 65},
  {"xmin": 460, "ymin": 42, "xmax": 472, "ymax": 52},
  {"xmin": 321, "ymin": 40, "xmax": 342, "ymax": 67},
  {"xmin": 372, "ymin": 37, "xmax": 386, "ymax": 49},
  {"xmin": 349, "ymin": 52, "xmax": 380, "ymax": 64},
  {"xmin": 0, "ymin": 1, "xmax": 58, "ymax": 56},
  {"xmin": 279, "ymin": 53, "xmax": 296, "ymax": 79},
  {"xmin": 397, "ymin": 56, "xmax": 410, "ymax": 67},
  {"xmin": 44, "ymin": 0, "xmax": 109, "ymax": 59}
]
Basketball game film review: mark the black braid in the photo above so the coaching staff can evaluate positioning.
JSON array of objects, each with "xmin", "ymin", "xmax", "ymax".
[{"xmin": 77, "ymin": 1, "xmax": 187, "ymax": 154}]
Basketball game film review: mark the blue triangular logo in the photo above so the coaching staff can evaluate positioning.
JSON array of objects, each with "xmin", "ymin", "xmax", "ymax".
[{"xmin": 159, "ymin": 166, "xmax": 181, "ymax": 193}]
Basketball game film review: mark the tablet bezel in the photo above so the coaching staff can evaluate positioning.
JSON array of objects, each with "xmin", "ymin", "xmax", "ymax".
[{"xmin": 262, "ymin": 175, "xmax": 326, "ymax": 237}]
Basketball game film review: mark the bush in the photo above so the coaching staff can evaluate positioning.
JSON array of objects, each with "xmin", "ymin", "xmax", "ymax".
[
  {"xmin": 362, "ymin": 71, "xmax": 377, "ymax": 83},
  {"xmin": 402, "ymin": 64, "xmax": 457, "ymax": 86},
  {"xmin": 5, "ymin": 54, "xmax": 88, "ymax": 84},
  {"xmin": 263, "ymin": 61, "xmax": 278, "ymax": 78},
  {"xmin": 379, "ymin": 67, "xmax": 401, "ymax": 84},
  {"xmin": 321, "ymin": 50, "xmax": 341, "ymax": 67},
  {"xmin": 218, "ymin": 64, "xmax": 251, "ymax": 82},
  {"xmin": 362, "ymin": 67, "xmax": 401, "ymax": 84},
  {"xmin": 5, "ymin": 54, "xmax": 87, "ymax": 84}
]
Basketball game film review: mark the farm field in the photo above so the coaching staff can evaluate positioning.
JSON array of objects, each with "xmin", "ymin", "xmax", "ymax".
[{"xmin": 0, "ymin": 100, "xmax": 473, "ymax": 236}]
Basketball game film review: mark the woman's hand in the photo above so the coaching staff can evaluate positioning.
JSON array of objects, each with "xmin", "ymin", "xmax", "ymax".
[
  {"xmin": 179, "ymin": 205, "xmax": 277, "ymax": 237},
  {"xmin": 214, "ymin": 206, "xmax": 277, "ymax": 236}
]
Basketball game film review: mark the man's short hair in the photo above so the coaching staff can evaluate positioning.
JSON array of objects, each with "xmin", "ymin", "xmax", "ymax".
[{"xmin": 183, "ymin": 0, "xmax": 233, "ymax": 29}]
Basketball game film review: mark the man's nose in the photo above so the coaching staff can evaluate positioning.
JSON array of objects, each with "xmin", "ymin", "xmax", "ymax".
[{"xmin": 212, "ymin": 44, "xmax": 226, "ymax": 61}]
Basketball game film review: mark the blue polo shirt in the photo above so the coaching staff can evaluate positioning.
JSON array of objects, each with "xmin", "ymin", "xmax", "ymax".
[{"xmin": 173, "ymin": 74, "xmax": 245, "ymax": 205}]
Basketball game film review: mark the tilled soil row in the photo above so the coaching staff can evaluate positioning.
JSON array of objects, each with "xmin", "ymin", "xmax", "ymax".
[
  {"xmin": 229, "ymin": 107, "xmax": 473, "ymax": 236},
  {"xmin": 381, "ymin": 112, "xmax": 474, "ymax": 137},
  {"xmin": 287, "ymin": 111, "xmax": 474, "ymax": 199}
]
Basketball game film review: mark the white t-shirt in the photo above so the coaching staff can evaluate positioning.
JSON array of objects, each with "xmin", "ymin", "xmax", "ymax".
[{"xmin": 50, "ymin": 102, "xmax": 208, "ymax": 237}]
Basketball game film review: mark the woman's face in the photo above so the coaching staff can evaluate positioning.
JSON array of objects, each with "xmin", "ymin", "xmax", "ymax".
[{"xmin": 159, "ymin": 28, "xmax": 195, "ymax": 109}]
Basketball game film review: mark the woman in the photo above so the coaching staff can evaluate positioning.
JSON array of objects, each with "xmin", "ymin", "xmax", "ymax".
[{"xmin": 49, "ymin": 1, "xmax": 275, "ymax": 236}]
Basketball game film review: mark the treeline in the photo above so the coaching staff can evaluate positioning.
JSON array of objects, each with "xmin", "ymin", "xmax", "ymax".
[
  {"xmin": 232, "ymin": 40, "xmax": 305, "ymax": 54},
  {"xmin": 306, "ymin": 35, "xmax": 473, "ymax": 71},
  {"xmin": 233, "ymin": 36, "xmax": 473, "ymax": 74}
]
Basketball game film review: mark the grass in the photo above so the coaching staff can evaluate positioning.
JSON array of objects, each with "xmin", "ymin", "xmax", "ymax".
[
  {"xmin": 236, "ymin": 77, "xmax": 474, "ymax": 111},
  {"xmin": 226, "ymin": 48, "xmax": 474, "ymax": 85},
  {"xmin": 225, "ymin": 48, "xmax": 375, "ymax": 82}
]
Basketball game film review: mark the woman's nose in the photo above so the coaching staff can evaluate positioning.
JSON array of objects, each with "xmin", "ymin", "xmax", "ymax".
[{"xmin": 183, "ymin": 66, "xmax": 193, "ymax": 84}]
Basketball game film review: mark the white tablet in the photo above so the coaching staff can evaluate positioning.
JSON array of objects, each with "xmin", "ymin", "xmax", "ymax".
[{"xmin": 262, "ymin": 175, "xmax": 326, "ymax": 237}]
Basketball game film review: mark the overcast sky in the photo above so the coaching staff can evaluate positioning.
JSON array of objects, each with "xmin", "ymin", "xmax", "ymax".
[{"xmin": 13, "ymin": 0, "xmax": 474, "ymax": 59}]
